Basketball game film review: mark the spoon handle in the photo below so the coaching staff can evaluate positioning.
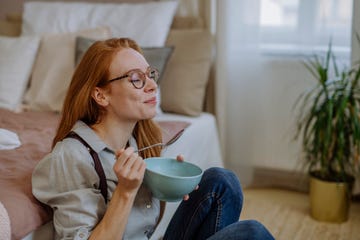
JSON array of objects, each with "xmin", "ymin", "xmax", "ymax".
[
  {"xmin": 136, "ymin": 129, "xmax": 185, "ymax": 153},
  {"xmin": 136, "ymin": 143, "xmax": 164, "ymax": 153}
]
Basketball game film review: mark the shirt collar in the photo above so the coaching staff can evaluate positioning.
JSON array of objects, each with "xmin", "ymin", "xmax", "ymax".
[{"xmin": 72, "ymin": 121, "xmax": 138, "ymax": 153}]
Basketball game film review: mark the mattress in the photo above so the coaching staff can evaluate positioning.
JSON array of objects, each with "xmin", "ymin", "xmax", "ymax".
[{"xmin": 155, "ymin": 112, "xmax": 224, "ymax": 169}]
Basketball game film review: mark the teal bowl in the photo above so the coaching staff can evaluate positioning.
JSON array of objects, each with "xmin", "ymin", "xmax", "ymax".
[{"xmin": 144, "ymin": 157, "xmax": 203, "ymax": 202}]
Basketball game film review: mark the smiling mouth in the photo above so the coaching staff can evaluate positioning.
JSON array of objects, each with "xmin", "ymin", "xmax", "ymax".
[{"xmin": 144, "ymin": 97, "xmax": 157, "ymax": 104}]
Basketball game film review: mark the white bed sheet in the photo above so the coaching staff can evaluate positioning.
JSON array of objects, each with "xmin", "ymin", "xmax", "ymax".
[
  {"xmin": 22, "ymin": 112, "xmax": 224, "ymax": 240},
  {"xmin": 156, "ymin": 112, "xmax": 224, "ymax": 170}
]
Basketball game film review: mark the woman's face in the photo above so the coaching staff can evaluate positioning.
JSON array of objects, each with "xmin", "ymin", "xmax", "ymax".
[{"xmin": 103, "ymin": 48, "xmax": 158, "ymax": 122}]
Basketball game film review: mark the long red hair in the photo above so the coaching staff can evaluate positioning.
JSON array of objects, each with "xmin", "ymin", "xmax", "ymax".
[{"xmin": 53, "ymin": 38, "xmax": 162, "ymax": 158}]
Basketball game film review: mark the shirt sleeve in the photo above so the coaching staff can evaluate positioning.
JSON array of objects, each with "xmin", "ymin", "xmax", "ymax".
[{"xmin": 32, "ymin": 139, "xmax": 107, "ymax": 239}]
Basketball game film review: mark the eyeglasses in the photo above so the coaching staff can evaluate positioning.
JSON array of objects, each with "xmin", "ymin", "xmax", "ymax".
[{"xmin": 108, "ymin": 66, "xmax": 160, "ymax": 89}]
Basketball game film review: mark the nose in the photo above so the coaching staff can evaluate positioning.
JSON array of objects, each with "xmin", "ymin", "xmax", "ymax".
[{"xmin": 144, "ymin": 75, "xmax": 158, "ymax": 92}]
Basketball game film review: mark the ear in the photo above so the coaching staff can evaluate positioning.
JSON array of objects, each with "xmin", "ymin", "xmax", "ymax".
[{"xmin": 92, "ymin": 87, "xmax": 109, "ymax": 107}]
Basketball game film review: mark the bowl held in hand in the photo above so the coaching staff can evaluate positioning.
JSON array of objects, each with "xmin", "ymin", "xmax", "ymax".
[{"xmin": 144, "ymin": 157, "xmax": 203, "ymax": 202}]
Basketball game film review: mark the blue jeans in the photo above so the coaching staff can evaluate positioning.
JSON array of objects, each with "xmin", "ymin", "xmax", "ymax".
[{"xmin": 163, "ymin": 167, "xmax": 275, "ymax": 240}]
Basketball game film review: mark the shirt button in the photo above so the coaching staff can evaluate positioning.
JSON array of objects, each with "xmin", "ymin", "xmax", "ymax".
[
  {"xmin": 146, "ymin": 204, "xmax": 152, "ymax": 209},
  {"xmin": 75, "ymin": 227, "xmax": 89, "ymax": 240}
]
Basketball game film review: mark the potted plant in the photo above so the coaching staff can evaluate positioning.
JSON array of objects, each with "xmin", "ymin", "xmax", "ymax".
[{"xmin": 294, "ymin": 37, "xmax": 360, "ymax": 223}]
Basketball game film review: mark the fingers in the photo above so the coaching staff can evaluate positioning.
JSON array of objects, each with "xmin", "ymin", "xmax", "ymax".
[
  {"xmin": 113, "ymin": 147, "xmax": 145, "ymax": 178},
  {"xmin": 183, "ymin": 185, "xmax": 200, "ymax": 201},
  {"xmin": 128, "ymin": 155, "xmax": 146, "ymax": 179},
  {"xmin": 131, "ymin": 155, "xmax": 145, "ymax": 172},
  {"xmin": 113, "ymin": 147, "xmax": 147, "ymax": 193},
  {"xmin": 176, "ymin": 154, "xmax": 184, "ymax": 162},
  {"xmin": 115, "ymin": 147, "xmax": 140, "ymax": 167},
  {"xmin": 115, "ymin": 147, "xmax": 135, "ymax": 167}
]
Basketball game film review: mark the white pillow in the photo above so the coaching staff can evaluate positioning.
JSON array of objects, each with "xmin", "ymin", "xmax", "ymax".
[
  {"xmin": 0, "ymin": 36, "xmax": 40, "ymax": 111},
  {"xmin": 22, "ymin": 1, "xmax": 178, "ymax": 47},
  {"xmin": 0, "ymin": 128, "xmax": 21, "ymax": 150},
  {"xmin": 23, "ymin": 27, "xmax": 111, "ymax": 112}
]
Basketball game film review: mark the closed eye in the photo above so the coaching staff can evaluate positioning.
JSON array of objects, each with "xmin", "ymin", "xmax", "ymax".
[{"xmin": 130, "ymin": 79, "xmax": 142, "ymax": 84}]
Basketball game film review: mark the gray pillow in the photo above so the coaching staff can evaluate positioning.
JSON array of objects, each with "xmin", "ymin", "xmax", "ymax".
[
  {"xmin": 75, "ymin": 36, "xmax": 174, "ymax": 83},
  {"xmin": 75, "ymin": 36, "xmax": 96, "ymax": 66},
  {"xmin": 141, "ymin": 47, "xmax": 174, "ymax": 83}
]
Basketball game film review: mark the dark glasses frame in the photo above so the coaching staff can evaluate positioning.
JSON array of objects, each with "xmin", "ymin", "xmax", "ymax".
[{"xmin": 108, "ymin": 66, "xmax": 159, "ymax": 89}]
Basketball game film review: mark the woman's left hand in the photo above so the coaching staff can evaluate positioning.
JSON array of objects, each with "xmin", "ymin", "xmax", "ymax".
[
  {"xmin": 176, "ymin": 154, "xmax": 199, "ymax": 201},
  {"xmin": 176, "ymin": 154, "xmax": 184, "ymax": 162}
]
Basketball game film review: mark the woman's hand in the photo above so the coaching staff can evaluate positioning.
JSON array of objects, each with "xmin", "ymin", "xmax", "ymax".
[
  {"xmin": 176, "ymin": 154, "xmax": 199, "ymax": 201},
  {"xmin": 176, "ymin": 154, "xmax": 184, "ymax": 162},
  {"xmin": 113, "ymin": 147, "xmax": 146, "ymax": 195},
  {"xmin": 90, "ymin": 147, "xmax": 145, "ymax": 240}
]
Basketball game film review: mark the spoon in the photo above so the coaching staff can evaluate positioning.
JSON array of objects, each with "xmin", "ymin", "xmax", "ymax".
[{"xmin": 136, "ymin": 128, "xmax": 185, "ymax": 153}]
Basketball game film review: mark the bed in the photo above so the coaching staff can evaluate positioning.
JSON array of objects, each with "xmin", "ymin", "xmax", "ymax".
[{"xmin": 0, "ymin": 1, "xmax": 223, "ymax": 239}]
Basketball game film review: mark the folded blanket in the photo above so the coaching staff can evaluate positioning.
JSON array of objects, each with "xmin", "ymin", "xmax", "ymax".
[{"xmin": 0, "ymin": 128, "xmax": 21, "ymax": 150}]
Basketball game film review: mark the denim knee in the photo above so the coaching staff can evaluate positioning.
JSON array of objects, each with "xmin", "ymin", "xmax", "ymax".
[
  {"xmin": 206, "ymin": 220, "xmax": 275, "ymax": 240},
  {"xmin": 240, "ymin": 220, "xmax": 275, "ymax": 240},
  {"xmin": 201, "ymin": 167, "xmax": 243, "ymax": 211}
]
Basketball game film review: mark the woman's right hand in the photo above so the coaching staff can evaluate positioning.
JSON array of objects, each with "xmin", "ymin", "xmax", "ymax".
[
  {"xmin": 113, "ymin": 147, "xmax": 146, "ymax": 195},
  {"xmin": 90, "ymin": 147, "xmax": 145, "ymax": 239}
]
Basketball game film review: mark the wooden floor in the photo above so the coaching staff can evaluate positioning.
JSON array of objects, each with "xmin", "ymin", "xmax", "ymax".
[{"xmin": 241, "ymin": 188, "xmax": 360, "ymax": 240}]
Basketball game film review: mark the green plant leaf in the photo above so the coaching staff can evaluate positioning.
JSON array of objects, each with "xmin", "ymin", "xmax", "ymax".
[{"xmin": 294, "ymin": 35, "xmax": 360, "ymax": 181}]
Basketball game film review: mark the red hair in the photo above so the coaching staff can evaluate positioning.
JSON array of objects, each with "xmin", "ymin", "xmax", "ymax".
[{"xmin": 53, "ymin": 38, "xmax": 162, "ymax": 158}]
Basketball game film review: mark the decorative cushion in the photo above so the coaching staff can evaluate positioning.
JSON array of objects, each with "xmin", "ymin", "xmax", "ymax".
[
  {"xmin": 74, "ymin": 36, "xmax": 96, "ymax": 66},
  {"xmin": 23, "ymin": 27, "xmax": 111, "ymax": 112},
  {"xmin": 140, "ymin": 47, "xmax": 174, "ymax": 114},
  {"xmin": 75, "ymin": 37, "xmax": 174, "ymax": 79},
  {"xmin": 75, "ymin": 36, "xmax": 174, "ymax": 114},
  {"xmin": 5, "ymin": 13, "xmax": 22, "ymax": 23},
  {"xmin": 171, "ymin": 17, "xmax": 205, "ymax": 29},
  {"xmin": 21, "ymin": 1, "xmax": 178, "ymax": 47},
  {"xmin": 160, "ymin": 29, "xmax": 213, "ymax": 116},
  {"xmin": 0, "ymin": 36, "xmax": 40, "ymax": 111},
  {"xmin": 0, "ymin": 20, "xmax": 21, "ymax": 37},
  {"xmin": 141, "ymin": 47, "xmax": 174, "ymax": 84}
]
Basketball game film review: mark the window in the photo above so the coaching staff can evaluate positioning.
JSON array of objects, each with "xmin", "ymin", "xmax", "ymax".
[{"xmin": 259, "ymin": 0, "xmax": 353, "ymax": 56}]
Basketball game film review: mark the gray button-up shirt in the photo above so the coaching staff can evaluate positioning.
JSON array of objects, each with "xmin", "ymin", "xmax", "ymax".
[{"xmin": 32, "ymin": 121, "xmax": 160, "ymax": 239}]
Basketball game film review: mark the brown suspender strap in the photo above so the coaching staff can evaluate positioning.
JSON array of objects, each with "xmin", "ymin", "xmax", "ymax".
[{"xmin": 66, "ymin": 131, "xmax": 108, "ymax": 203}]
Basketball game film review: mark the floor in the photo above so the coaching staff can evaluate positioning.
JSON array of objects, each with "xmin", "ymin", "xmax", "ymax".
[{"xmin": 241, "ymin": 187, "xmax": 360, "ymax": 240}]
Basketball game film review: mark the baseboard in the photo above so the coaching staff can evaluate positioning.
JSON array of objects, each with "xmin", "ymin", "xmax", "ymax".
[
  {"xmin": 248, "ymin": 166, "xmax": 360, "ymax": 200},
  {"xmin": 248, "ymin": 166, "xmax": 309, "ymax": 193}
]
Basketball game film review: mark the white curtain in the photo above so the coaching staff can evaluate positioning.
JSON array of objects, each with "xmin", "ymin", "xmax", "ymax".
[
  {"xmin": 215, "ymin": 0, "xmax": 262, "ymax": 185},
  {"xmin": 215, "ymin": 0, "xmax": 355, "ymax": 186},
  {"xmin": 351, "ymin": 0, "xmax": 360, "ymax": 194},
  {"xmin": 352, "ymin": 0, "xmax": 360, "ymax": 65}
]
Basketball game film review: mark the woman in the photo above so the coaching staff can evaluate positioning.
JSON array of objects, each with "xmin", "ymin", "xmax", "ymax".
[{"xmin": 32, "ymin": 38, "xmax": 274, "ymax": 240}]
